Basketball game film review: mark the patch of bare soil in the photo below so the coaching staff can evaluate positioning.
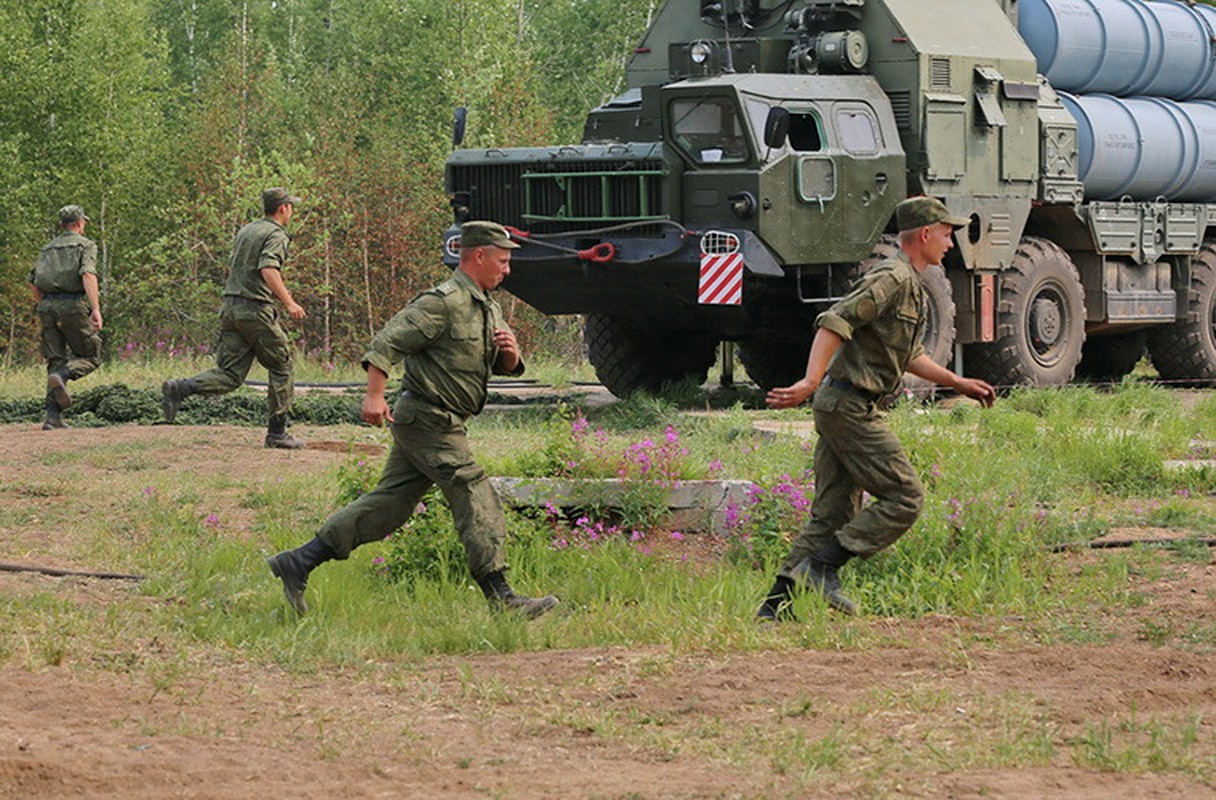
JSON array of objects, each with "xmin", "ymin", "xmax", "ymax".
[{"xmin": 1, "ymin": 424, "xmax": 1214, "ymax": 799}]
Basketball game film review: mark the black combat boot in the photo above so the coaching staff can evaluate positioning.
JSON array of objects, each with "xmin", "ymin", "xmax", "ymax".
[
  {"xmin": 265, "ymin": 414, "xmax": 305, "ymax": 449},
  {"xmin": 788, "ymin": 537, "xmax": 857, "ymax": 615},
  {"xmin": 160, "ymin": 378, "xmax": 198, "ymax": 423},
  {"xmin": 476, "ymin": 571, "xmax": 558, "ymax": 619},
  {"xmin": 41, "ymin": 398, "xmax": 68, "ymax": 430},
  {"xmin": 756, "ymin": 575, "xmax": 796, "ymax": 622},
  {"xmin": 47, "ymin": 372, "xmax": 71, "ymax": 409},
  {"xmin": 266, "ymin": 536, "xmax": 336, "ymax": 615}
]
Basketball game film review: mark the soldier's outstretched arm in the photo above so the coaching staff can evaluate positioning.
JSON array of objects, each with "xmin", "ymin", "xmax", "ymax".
[{"xmin": 906, "ymin": 355, "xmax": 996, "ymax": 407}]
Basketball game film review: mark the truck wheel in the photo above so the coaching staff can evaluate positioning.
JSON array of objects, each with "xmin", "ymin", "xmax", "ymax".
[
  {"xmin": 738, "ymin": 334, "xmax": 813, "ymax": 391},
  {"xmin": 963, "ymin": 236, "xmax": 1085, "ymax": 387},
  {"xmin": 902, "ymin": 264, "xmax": 957, "ymax": 397},
  {"xmin": 584, "ymin": 314, "xmax": 716, "ymax": 398},
  {"xmin": 1146, "ymin": 242, "xmax": 1216, "ymax": 386},
  {"xmin": 1076, "ymin": 330, "xmax": 1147, "ymax": 383}
]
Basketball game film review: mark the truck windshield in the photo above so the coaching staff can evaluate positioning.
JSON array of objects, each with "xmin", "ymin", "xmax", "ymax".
[{"xmin": 670, "ymin": 97, "xmax": 750, "ymax": 165}]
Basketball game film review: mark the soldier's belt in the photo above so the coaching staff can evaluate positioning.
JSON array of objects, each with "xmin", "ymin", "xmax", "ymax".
[
  {"xmin": 822, "ymin": 375, "xmax": 883, "ymax": 403},
  {"xmin": 401, "ymin": 389, "xmax": 441, "ymax": 407},
  {"xmin": 42, "ymin": 292, "xmax": 85, "ymax": 301}
]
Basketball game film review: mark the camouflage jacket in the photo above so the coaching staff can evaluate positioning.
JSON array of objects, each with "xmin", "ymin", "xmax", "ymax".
[
  {"xmin": 362, "ymin": 268, "xmax": 524, "ymax": 419},
  {"xmin": 816, "ymin": 251, "xmax": 926, "ymax": 396}
]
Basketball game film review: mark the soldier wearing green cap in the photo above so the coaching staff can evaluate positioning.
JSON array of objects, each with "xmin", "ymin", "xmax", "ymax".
[
  {"xmin": 28, "ymin": 204, "xmax": 102, "ymax": 430},
  {"xmin": 161, "ymin": 188, "xmax": 307, "ymax": 448},
  {"xmin": 267, "ymin": 219, "xmax": 558, "ymax": 619},
  {"xmin": 757, "ymin": 196, "xmax": 997, "ymax": 620}
]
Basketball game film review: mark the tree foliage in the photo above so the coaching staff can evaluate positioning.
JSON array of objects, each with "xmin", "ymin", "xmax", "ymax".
[{"xmin": 0, "ymin": 0, "xmax": 658, "ymax": 367}]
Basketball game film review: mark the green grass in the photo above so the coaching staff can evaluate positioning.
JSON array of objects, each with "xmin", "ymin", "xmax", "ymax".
[{"xmin": 3, "ymin": 379, "xmax": 1212, "ymax": 665}]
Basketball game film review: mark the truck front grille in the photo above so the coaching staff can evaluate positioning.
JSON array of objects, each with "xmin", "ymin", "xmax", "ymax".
[{"xmin": 449, "ymin": 158, "xmax": 667, "ymax": 234}]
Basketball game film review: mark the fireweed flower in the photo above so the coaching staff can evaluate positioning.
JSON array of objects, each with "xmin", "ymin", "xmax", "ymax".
[
  {"xmin": 946, "ymin": 498, "xmax": 963, "ymax": 526},
  {"xmin": 723, "ymin": 502, "xmax": 743, "ymax": 530}
]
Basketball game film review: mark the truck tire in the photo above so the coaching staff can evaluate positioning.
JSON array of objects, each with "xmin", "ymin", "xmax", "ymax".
[
  {"xmin": 1146, "ymin": 242, "xmax": 1216, "ymax": 386},
  {"xmin": 584, "ymin": 313, "xmax": 716, "ymax": 398},
  {"xmin": 963, "ymin": 236, "xmax": 1085, "ymax": 387},
  {"xmin": 1076, "ymin": 330, "xmax": 1147, "ymax": 383},
  {"xmin": 902, "ymin": 264, "xmax": 957, "ymax": 396},
  {"xmin": 738, "ymin": 333, "xmax": 813, "ymax": 391}
]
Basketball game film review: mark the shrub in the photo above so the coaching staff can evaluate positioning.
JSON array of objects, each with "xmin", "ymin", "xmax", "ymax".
[
  {"xmin": 723, "ymin": 472, "xmax": 814, "ymax": 571},
  {"xmin": 373, "ymin": 490, "xmax": 467, "ymax": 588}
]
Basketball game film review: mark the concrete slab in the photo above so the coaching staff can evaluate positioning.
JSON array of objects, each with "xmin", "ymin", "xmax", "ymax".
[{"xmin": 491, "ymin": 477, "xmax": 756, "ymax": 534}]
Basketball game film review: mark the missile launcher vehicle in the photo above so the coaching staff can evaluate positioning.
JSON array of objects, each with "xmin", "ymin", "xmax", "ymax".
[{"xmin": 445, "ymin": 0, "xmax": 1216, "ymax": 397}]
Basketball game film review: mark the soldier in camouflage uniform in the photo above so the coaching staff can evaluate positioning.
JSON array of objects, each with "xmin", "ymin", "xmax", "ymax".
[
  {"xmin": 758, "ymin": 196, "xmax": 997, "ymax": 619},
  {"xmin": 161, "ymin": 188, "xmax": 307, "ymax": 448},
  {"xmin": 267, "ymin": 220, "xmax": 558, "ymax": 619},
  {"xmin": 29, "ymin": 205, "xmax": 103, "ymax": 430}
]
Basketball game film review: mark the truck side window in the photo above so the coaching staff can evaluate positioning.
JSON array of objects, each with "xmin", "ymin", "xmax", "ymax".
[
  {"xmin": 670, "ymin": 98, "xmax": 750, "ymax": 165},
  {"xmin": 788, "ymin": 112, "xmax": 824, "ymax": 152},
  {"xmin": 836, "ymin": 108, "xmax": 879, "ymax": 154}
]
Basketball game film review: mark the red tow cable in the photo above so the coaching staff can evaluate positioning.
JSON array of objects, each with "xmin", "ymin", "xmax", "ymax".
[{"xmin": 503, "ymin": 225, "xmax": 616, "ymax": 263}]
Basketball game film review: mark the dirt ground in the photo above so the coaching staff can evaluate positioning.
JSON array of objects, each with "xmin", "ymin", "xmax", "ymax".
[{"xmin": 1, "ymin": 424, "xmax": 1214, "ymax": 799}]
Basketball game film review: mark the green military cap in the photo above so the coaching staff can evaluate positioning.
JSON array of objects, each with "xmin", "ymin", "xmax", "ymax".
[
  {"xmin": 460, "ymin": 220, "xmax": 519, "ymax": 250},
  {"xmin": 262, "ymin": 187, "xmax": 302, "ymax": 211},
  {"xmin": 895, "ymin": 196, "xmax": 968, "ymax": 232},
  {"xmin": 59, "ymin": 204, "xmax": 89, "ymax": 223}
]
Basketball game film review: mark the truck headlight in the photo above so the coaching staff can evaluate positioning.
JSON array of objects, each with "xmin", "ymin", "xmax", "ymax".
[
  {"xmin": 690, "ymin": 41, "xmax": 714, "ymax": 65},
  {"xmin": 729, "ymin": 192, "xmax": 757, "ymax": 219}
]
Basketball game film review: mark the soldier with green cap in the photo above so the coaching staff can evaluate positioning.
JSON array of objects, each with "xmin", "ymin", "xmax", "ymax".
[
  {"xmin": 267, "ymin": 220, "xmax": 558, "ymax": 619},
  {"xmin": 161, "ymin": 187, "xmax": 307, "ymax": 448},
  {"xmin": 29, "ymin": 204, "xmax": 102, "ymax": 430},
  {"xmin": 757, "ymin": 196, "xmax": 997, "ymax": 620}
]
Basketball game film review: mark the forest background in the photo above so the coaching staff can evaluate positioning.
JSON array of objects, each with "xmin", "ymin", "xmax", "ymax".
[{"xmin": 0, "ymin": 0, "xmax": 660, "ymax": 369}]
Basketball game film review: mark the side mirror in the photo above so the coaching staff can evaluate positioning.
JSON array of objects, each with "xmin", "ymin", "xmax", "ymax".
[
  {"xmin": 763, "ymin": 107, "xmax": 789, "ymax": 149},
  {"xmin": 452, "ymin": 107, "xmax": 467, "ymax": 148}
]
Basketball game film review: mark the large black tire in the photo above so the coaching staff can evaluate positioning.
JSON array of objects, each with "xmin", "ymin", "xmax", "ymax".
[
  {"xmin": 737, "ymin": 333, "xmax": 813, "ymax": 391},
  {"xmin": 1147, "ymin": 242, "xmax": 1216, "ymax": 386},
  {"xmin": 963, "ymin": 236, "xmax": 1085, "ymax": 387},
  {"xmin": 1076, "ymin": 330, "xmax": 1147, "ymax": 383},
  {"xmin": 584, "ymin": 314, "xmax": 717, "ymax": 398}
]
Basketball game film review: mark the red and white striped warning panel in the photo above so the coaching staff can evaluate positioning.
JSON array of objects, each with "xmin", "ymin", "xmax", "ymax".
[
  {"xmin": 698, "ymin": 231, "xmax": 743, "ymax": 305},
  {"xmin": 698, "ymin": 253, "xmax": 743, "ymax": 305}
]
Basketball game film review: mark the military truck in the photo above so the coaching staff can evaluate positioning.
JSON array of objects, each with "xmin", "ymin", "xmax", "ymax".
[{"xmin": 444, "ymin": 0, "xmax": 1216, "ymax": 397}]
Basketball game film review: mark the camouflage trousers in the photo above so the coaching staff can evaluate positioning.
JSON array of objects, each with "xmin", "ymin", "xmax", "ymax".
[
  {"xmin": 190, "ymin": 298, "xmax": 294, "ymax": 417},
  {"xmin": 779, "ymin": 383, "xmax": 924, "ymax": 577},
  {"xmin": 317, "ymin": 394, "xmax": 507, "ymax": 580},
  {"xmin": 38, "ymin": 297, "xmax": 101, "ymax": 385}
]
